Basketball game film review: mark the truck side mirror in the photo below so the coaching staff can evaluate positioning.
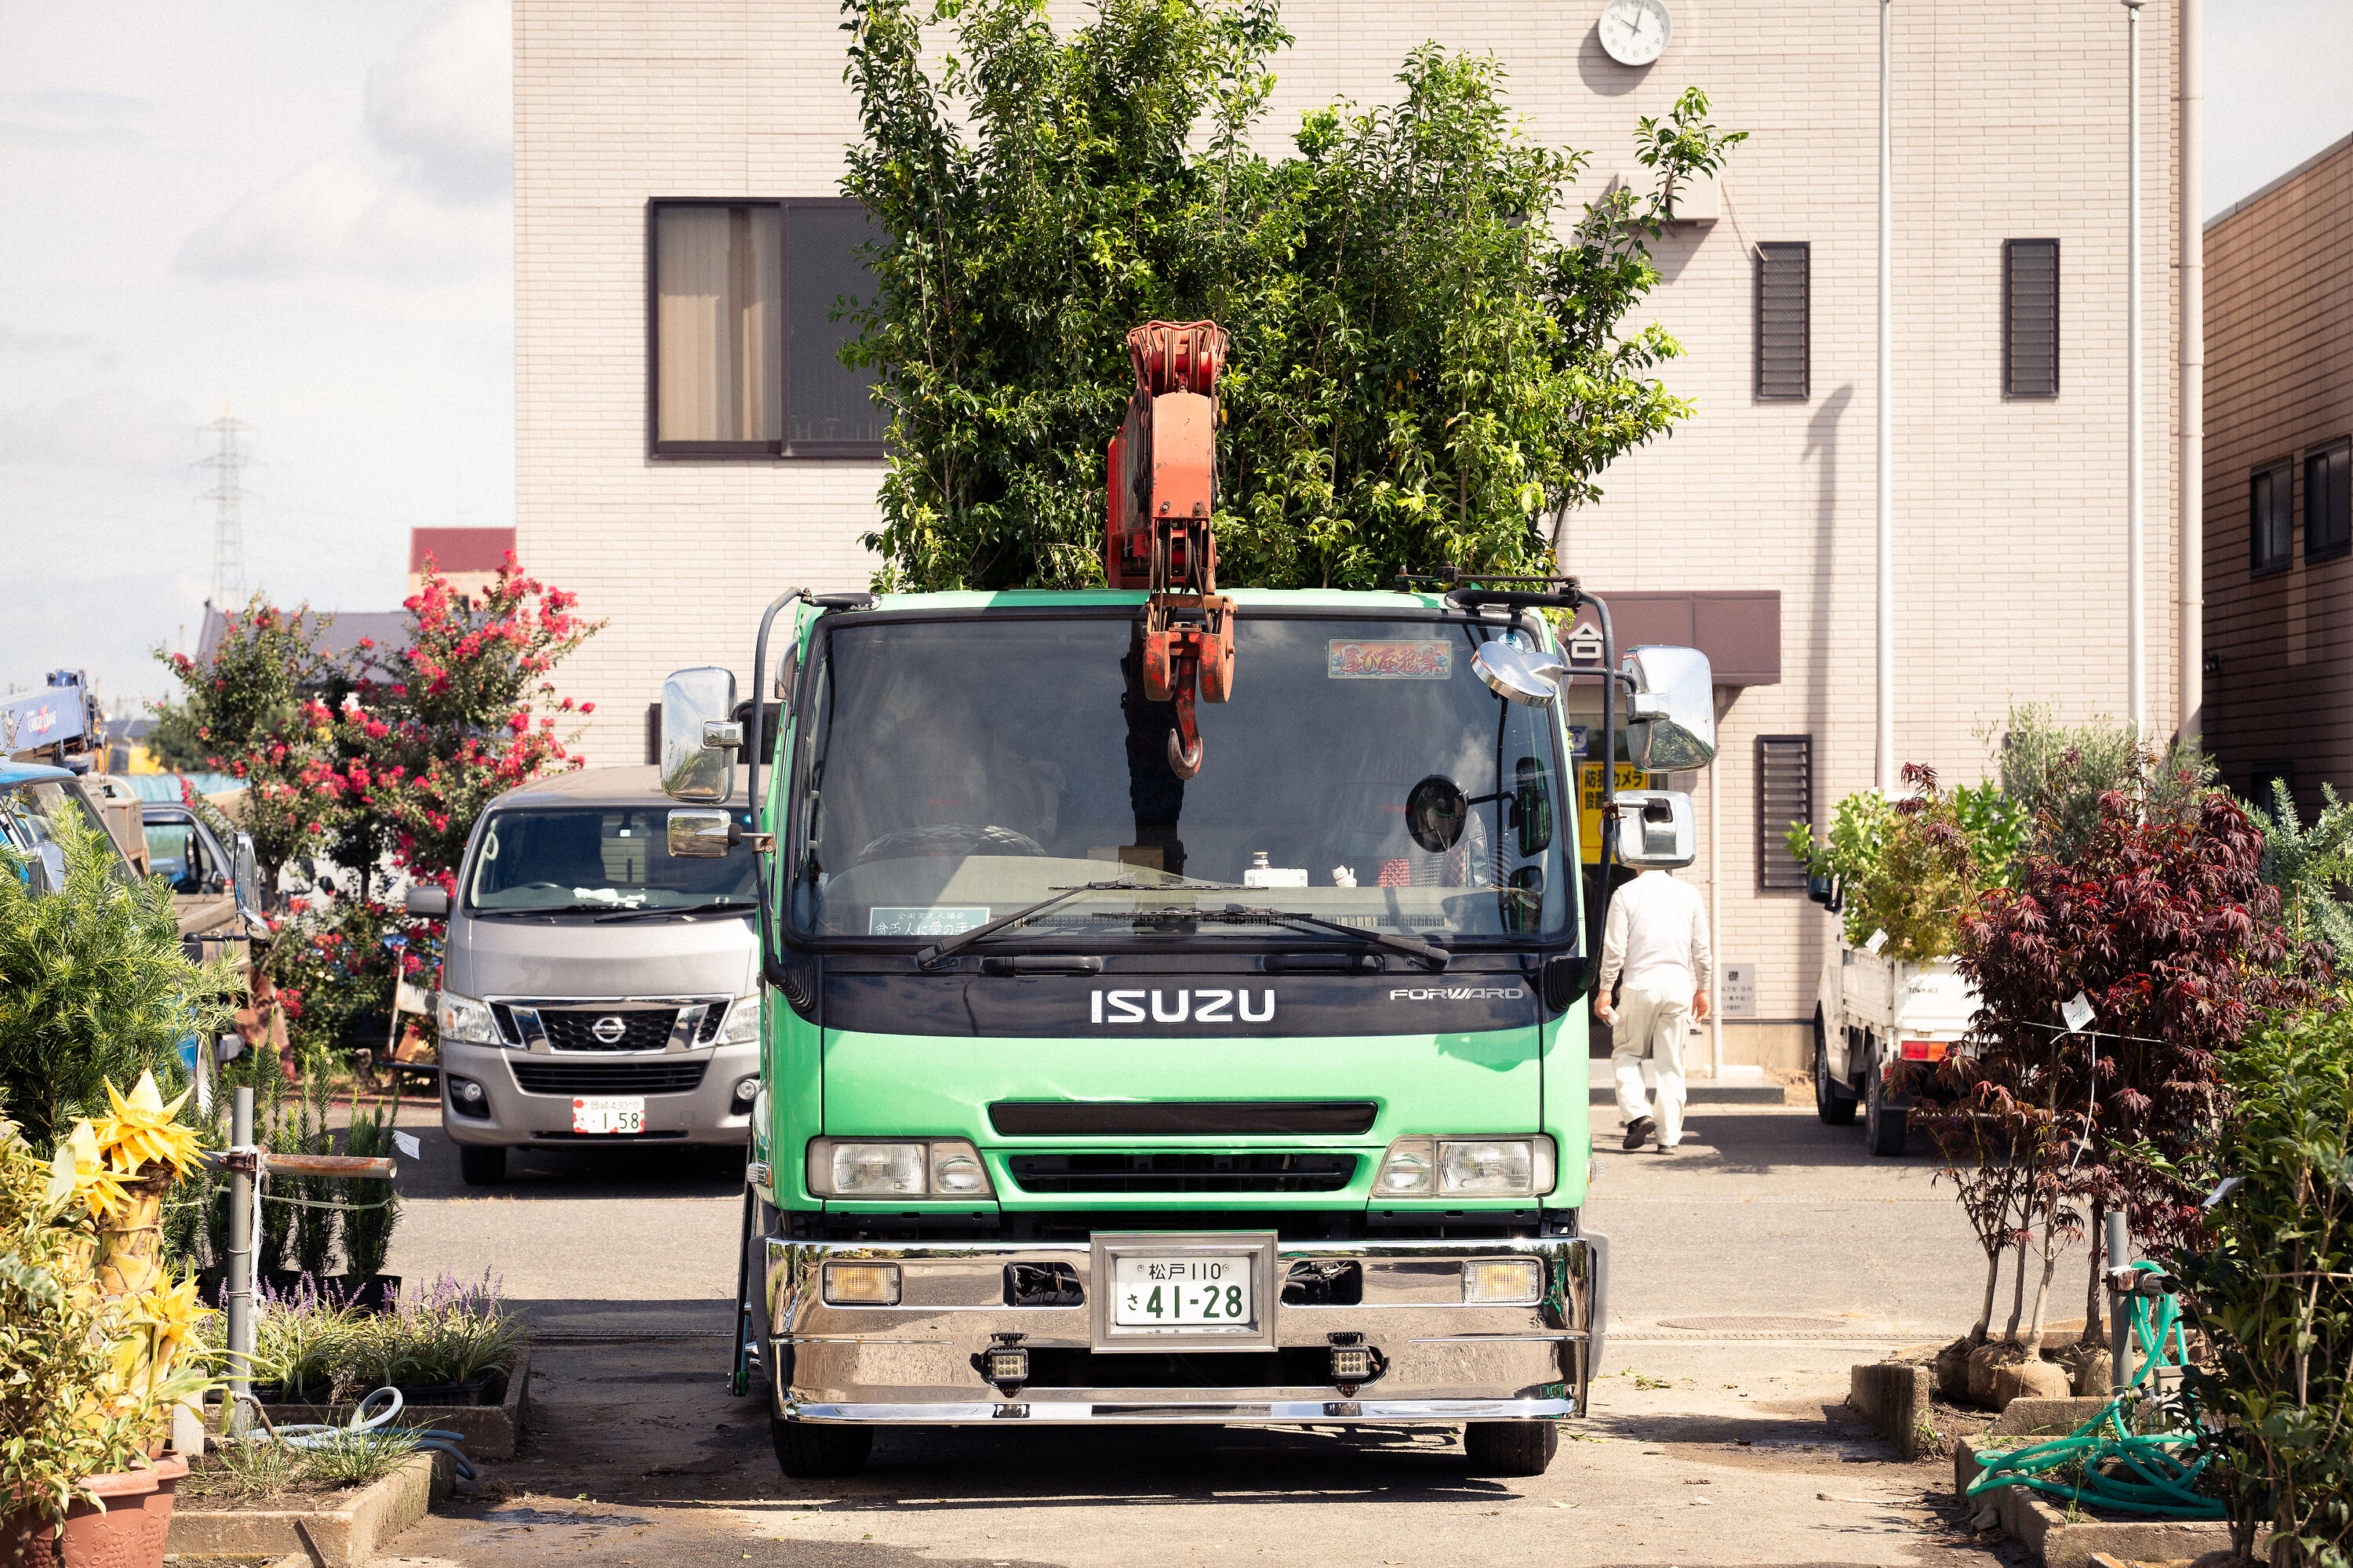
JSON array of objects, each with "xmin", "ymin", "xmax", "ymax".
[
  {"xmin": 1611, "ymin": 789, "xmax": 1697, "ymax": 869},
  {"xmin": 667, "ymin": 808, "xmax": 735, "ymax": 859},
  {"xmin": 406, "ymin": 886, "xmax": 451, "ymax": 918},
  {"xmin": 1620, "ymin": 646, "xmax": 1717, "ymax": 770},
  {"xmin": 31, "ymin": 842, "xmax": 67, "ymax": 896},
  {"xmin": 660, "ymin": 667, "xmax": 740, "ymax": 803}
]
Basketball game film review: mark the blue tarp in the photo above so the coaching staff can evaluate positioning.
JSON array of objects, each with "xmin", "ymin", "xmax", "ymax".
[{"xmin": 122, "ymin": 773, "xmax": 243, "ymax": 802}]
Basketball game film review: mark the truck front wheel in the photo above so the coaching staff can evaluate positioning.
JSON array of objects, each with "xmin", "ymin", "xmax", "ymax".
[
  {"xmin": 1864, "ymin": 1064, "xmax": 1908, "ymax": 1157},
  {"xmin": 1463, "ymin": 1421, "xmax": 1558, "ymax": 1477},
  {"xmin": 770, "ymin": 1419, "xmax": 873, "ymax": 1479},
  {"xmin": 1813, "ymin": 1009, "xmax": 1857, "ymax": 1126}
]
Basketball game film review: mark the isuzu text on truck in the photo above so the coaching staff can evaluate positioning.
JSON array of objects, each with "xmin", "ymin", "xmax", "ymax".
[{"xmin": 650, "ymin": 323, "xmax": 1720, "ymax": 1479}]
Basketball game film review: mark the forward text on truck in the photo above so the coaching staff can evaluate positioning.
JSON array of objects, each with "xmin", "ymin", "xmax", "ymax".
[{"xmin": 659, "ymin": 322, "xmax": 1723, "ymax": 1479}]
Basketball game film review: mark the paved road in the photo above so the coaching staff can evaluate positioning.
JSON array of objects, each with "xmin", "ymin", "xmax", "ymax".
[{"xmin": 371, "ymin": 1101, "xmax": 2024, "ymax": 1567}]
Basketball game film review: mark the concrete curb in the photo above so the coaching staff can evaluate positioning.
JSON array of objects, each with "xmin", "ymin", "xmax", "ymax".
[
  {"xmin": 227, "ymin": 1346, "xmax": 531, "ymax": 1461},
  {"xmin": 1954, "ymin": 1436, "xmax": 2229, "ymax": 1568},
  {"xmin": 1849, "ymin": 1361, "xmax": 1933, "ymax": 1460},
  {"xmin": 168, "ymin": 1449, "xmax": 449, "ymax": 1567}
]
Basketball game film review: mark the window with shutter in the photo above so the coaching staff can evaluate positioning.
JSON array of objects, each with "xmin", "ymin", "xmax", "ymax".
[
  {"xmin": 2251, "ymin": 460, "xmax": 2294, "ymax": 575},
  {"xmin": 1755, "ymin": 243, "xmax": 1810, "ymax": 400},
  {"xmin": 2003, "ymin": 239, "xmax": 2060, "ymax": 397},
  {"xmin": 1757, "ymin": 735, "xmax": 1813, "ymax": 892},
  {"xmin": 2305, "ymin": 438, "xmax": 2351, "ymax": 562}
]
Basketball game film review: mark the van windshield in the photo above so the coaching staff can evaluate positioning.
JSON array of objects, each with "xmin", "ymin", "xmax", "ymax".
[
  {"xmin": 467, "ymin": 806, "xmax": 758, "ymax": 913},
  {"xmin": 787, "ymin": 613, "xmax": 1574, "ymax": 946}
]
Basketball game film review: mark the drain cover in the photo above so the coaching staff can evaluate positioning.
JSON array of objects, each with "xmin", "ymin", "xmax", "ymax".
[{"xmin": 1655, "ymin": 1315, "xmax": 1850, "ymax": 1333}]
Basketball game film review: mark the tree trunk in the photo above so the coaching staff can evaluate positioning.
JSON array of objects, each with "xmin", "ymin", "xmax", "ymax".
[
  {"xmin": 2004, "ymin": 1231, "xmax": 2029, "ymax": 1344},
  {"xmin": 2080, "ymin": 1195, "xmax": 2109, "ymax": 1352},
  {"xmin": 1974, "ymin": 1243, "xmax": 2002, "ymax": 1344},
  {"xmin": 2024, "ymin": 1212, "xmax": 2062, "ymax": 1353}
]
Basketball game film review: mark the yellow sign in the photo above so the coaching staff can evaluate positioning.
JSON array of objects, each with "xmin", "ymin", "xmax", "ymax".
[{"xmin": 1578, "ymin": 763, "xmax": 1649, "ymax": 864}]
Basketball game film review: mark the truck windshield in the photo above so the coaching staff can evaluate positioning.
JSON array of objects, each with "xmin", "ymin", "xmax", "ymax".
[
  {"xmin": 1, "ymin": 780, "xmax": 137, "ymax": 886},
  {"xmin": 467, "ymin": 806, "xmax": 758, "ymax": 914},
  {"xmin": 788, "ymin": 613, "xmax": 1573, "ymax": 946}
]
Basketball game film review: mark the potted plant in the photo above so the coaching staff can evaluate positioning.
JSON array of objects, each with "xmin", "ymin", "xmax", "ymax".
[{"xmin": 0, "ymin": 1075, "xmax": 219, "ymax": 1568}]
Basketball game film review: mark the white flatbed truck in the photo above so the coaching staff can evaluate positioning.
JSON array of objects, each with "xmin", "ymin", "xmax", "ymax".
[{"xmin": 1810, "ymin": 942, "xmax": 1977, "ymax": 1156}]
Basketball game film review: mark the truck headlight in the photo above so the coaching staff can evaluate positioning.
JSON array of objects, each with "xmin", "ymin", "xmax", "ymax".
[
  {"xmin": 437, "ymin": 991, "xmax": 504, "ymax": 1046},
  {"xmin": 806, "ymin": 1138, "xmax": 995, "ymax": 1199},
  {"xmin": 715, "ymin": 995, "xmax": 760, "ymax": 1045},
  {"xmin": 1373, "ymin": 1136, "xmax": 1555, "ymax": 1198}
]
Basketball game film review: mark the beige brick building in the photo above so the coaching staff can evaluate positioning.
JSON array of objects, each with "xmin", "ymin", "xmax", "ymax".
[
  {"xmin": 2201, "ymin": 133, "xmax": 2353, "ymax": 813},
  {"xmin": 514, "ymin": 0, "xmax": 2183, "ymax": 1067}
]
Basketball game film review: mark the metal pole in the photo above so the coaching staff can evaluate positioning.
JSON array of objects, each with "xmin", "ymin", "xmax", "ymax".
[
  {"xmin": 2178, "ymin": 0, "xmax": 2203, "ymax": 743},
  {"xmin": 2126, "ymin": 0, "xmax": 2147, "ymax": 736},
  {"xmin": 227, "ymin": 1086, "xmax": 254, "ymax": 1432},
  {"xmin": 2107, "ymin": 1208, "xmax": 2131, "ymax": 1395},
  {"xmin": 1875, "ymin": 0, "xmax": 1895, "ymax": 794}
]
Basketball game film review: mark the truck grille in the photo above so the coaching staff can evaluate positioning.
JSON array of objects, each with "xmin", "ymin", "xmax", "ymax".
[
  {"xmin": 511, "ymin": 1061, "xmax": 707, "ymax": 1096},
  {"xmin": 1006, "ymin": 1152, "xmax": 1357, "ymax": 1195},
  {"xmin": 490, "ymin": 1003, "xmax": 727, "ymax": 1052},
  {"xmin": 989, "ymin": 1101, "xmax": 1377, "ymax": 1137}
]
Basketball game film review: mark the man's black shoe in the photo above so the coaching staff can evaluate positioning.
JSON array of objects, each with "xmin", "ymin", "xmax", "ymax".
[{"xmin": 1622, "ymin": 1116, "xmax": 1654, "ymax": 1151}]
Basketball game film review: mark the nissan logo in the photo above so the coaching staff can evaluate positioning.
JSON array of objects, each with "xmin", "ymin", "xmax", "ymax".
[{"xmin": 590, "ymin": 1015, "xmax": 627, "ymax": 1045}]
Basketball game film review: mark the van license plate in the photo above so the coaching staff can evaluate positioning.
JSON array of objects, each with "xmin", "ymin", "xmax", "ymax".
[
  {"xmin": 1111, "ymin": 1255, "xmax": 1254, "ymax": 1327},
  {"xmin": 572, "ymin": 1096, "xmax": 645, "ymax": 1134}
]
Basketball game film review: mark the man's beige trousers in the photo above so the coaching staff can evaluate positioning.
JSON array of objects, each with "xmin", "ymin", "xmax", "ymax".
[{"xmin": 1611, "ymin": 980, "xmax": 1691, "ymax": 1146}]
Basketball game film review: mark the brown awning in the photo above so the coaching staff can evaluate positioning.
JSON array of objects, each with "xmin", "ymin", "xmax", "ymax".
[{"xmin": 1568, "ymin": 591, "xmax": 1780, "ymax": 686}]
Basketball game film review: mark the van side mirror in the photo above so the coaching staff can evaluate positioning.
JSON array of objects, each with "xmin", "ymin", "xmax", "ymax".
[
  {"xmin": 1620, "ymin": 646, "xmax": 1717, "ymax": 770},
  {"xmin": 660, "ymin": 668, "xmax": 740, "ymax": 803},
  {"xmin": 1612, "ymin": 789, "xmax": 1697, "ymax": 869},
  {"xmin": 406, "ymin": 885, "xmax": 451, "ymax": 918}
]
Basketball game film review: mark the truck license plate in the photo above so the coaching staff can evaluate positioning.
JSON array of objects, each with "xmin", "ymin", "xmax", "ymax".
[
  {"xmin": 571, "ymin": 1096, "xmax": 645, "ymax": 1134},
  {"xmin": 1111, "ymin": 1254, "xmax": 1253, "ymax": 1327}
]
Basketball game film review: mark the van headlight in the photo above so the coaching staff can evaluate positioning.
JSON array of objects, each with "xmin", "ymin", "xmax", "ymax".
[
  {"xmin": 437, "ymin": 991, "xmax": 504, "ymax": 1046},
  {"xmin": 715, "ymin": 995, "xmax": 760, "ymax": 1045},
  {"xmin": 1373, "ymin": 1136, "xmax": 1555, "ymax": 1198},
  {"xmin": 806, "ymin": 1138, "xmax": 995, "ymax": 1199}
]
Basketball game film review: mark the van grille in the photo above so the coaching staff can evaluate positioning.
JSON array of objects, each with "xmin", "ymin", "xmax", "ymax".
[
  {"xmin": 1006, "ymin": 1152, "xmax": 1356, "ymax": 1195},
  {"xmin": 511, "ymin": 1061, "xmax": 707, "ymax": 1096}
]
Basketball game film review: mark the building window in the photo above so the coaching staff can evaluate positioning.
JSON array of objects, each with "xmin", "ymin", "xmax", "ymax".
[
  {"xmin": 1757, "ymin": 734, "xmax": 1813, "ymax": 892},
  {"xmin": 2307, "ymin": 438, "xmax": 2351, "ymax": 562},
  {"xmin": 649, "ymin": 200, "xmax": 886, "ymax": 458},
  {"xmin": 1755, "ymin": 242, "xmax": 1810, "ymax": 400},
  {"xmin": 2251, "ymin": 460, "xmax": 2294, "ymax": 575},
  {"xmin": 2003, "ymin": 238, "xmax": 2060, "ymax": 398}
]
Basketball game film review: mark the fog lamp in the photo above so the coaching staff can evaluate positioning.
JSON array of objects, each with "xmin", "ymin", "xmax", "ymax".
[
  {"xmin": 821, "ymin": 1263, "xmax": 900, "ymax": 1305},
  {"xmin": 1329, "ymin": 1344, "xmax": 1377, "ymax": 1382},
  {"xmin": 447, "ymin": 1077, "xmax": 489, "ymax": 1117},
  {"xmin": 731, "ymin": 1075, "xmax": 760, "ymax": 1111},
  {"xmin": 1461, "ymin": 1258, "xmax": 1545, "ymax": 1305}
]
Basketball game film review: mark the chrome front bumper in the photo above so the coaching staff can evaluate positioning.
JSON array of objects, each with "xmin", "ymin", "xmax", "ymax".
[{"xmin": 762, "ymin": 1233, "xmax": 1606, "ymax": 1426}]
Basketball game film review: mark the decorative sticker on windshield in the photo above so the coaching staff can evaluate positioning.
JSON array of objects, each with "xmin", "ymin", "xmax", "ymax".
[
  {"xmin": 1326, "ymin": 640, "xmax": 1454, "ymax": 680},
  {"xmin": 869, "ymin": 906, "xmax": 991, "ymax": 937}
]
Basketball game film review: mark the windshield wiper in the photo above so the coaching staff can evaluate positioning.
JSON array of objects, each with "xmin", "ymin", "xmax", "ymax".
[
  {"xmin": 913, "ymin": 877, "xmax": 1242, "ymax": 970},
  {"xmin": 594, "ymin": 899, "xmax": 758, "ymax": 924},
  {"xmin": 1209, "ymin": 904, "xmax": 1450, "ymax": 971},
  {"xmin": 474, "ymin": 902, "xmax": 635, "ymax": 919}
]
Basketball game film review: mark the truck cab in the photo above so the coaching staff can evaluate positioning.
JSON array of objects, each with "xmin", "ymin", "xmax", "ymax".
[{"xmin": 664, "ymin": 584, "xmax": 1717, "ymax": 1480}]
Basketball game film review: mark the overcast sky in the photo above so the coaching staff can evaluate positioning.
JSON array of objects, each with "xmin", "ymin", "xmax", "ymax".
[{"xmin": 2, "ymin": 0, "xmax": 2345, "ymax": 712}]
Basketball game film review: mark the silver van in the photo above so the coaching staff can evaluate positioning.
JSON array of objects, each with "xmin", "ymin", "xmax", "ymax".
[{"xmin": 412, "ymin": 766, "xmax": 762, "ymax": 1184}]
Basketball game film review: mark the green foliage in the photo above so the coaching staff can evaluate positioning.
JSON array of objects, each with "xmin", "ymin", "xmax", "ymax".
[
  {"xmin": 208, "ymin": 1270, "xmax": 521, "ymax": 1401},
  {"xmin": 2170, "ymin": 1007, "xmax": 2353, "ymax": 1566},
  {"xmin": 286, "ymin": 1084, "xmax": 337, "ymax": 1282},
  {"xmin": 1988, "ymin": 703, "xmax": 2214, "ymax": 864},
  {"xmin": 0, "ymin": 814, "xmax": 236, "ymax": 1151},
  {"xmin": 142, "ymin": 696, "xmax": 212, "ymax": 774},
  {"xmin": 2252, "ymin": 780, "xmax": 2353, "ymax": 965},
  {"xmin": 339, "ymin": 1101, "xmax": 401, "ymax": 1282},
  {"xmin": 1785, "ymin": 766, "xmax": 2024, "ymax": 962},
  {"xmin": 840, "ymin": 0, "xmax": 1744, "ymax": 591}
]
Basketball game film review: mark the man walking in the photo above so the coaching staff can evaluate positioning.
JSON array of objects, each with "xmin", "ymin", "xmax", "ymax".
[{"xmin": 1595, "ymin": 864, "xmax": 1713, "ymax": 1152}]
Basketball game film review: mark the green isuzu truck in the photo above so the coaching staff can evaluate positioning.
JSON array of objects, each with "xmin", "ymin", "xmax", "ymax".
[{"xmin": 654, "ymin": 324, "xmax": 1718, "ymax": 1480}]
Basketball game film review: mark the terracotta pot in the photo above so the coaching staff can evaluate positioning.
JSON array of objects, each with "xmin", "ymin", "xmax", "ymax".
[{"xmin": 0, "ymin": 1453, "xmax": 187, "ymax": 1568}]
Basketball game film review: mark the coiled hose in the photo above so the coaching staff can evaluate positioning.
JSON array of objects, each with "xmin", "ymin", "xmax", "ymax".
[
  {"xmin": 232, "ymin": 1387, "xmax": 475, "ymax": 1481},
  {"xmin": 1965, "ymin": 1261, "xmax": 2222, "ymax": 1520}
]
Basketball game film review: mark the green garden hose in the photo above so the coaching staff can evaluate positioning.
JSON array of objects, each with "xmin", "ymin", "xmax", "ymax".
[{"xmin": 1965, "ymin": 1262, "xmax": 2224, "ymax": 1520}]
